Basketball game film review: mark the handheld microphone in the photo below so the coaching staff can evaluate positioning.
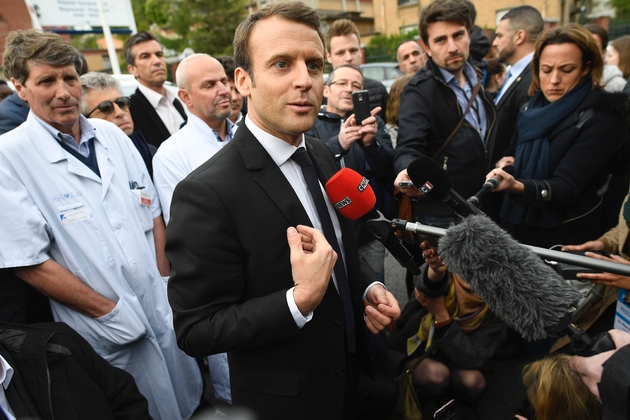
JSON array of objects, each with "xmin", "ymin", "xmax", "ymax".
[
  {"xmin": 406, "ymin": 155, "xmax": 482, "ymax": 217},
  {"xmin": 468, "ymin": 166, "xmax": 513, "ymax": 208},
  {"xmin": 325, "ymin": 168, "xmax": 421, "ymax": 275},
  {"xmin": 468, "ymin": 177, "xmax": 500, "ymax": 208}
]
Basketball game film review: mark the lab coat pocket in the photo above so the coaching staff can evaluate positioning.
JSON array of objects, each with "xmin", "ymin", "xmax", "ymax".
[
  {"xmin": 128, "ymin": 190, "xmax": 154, "ymax": 232},
  {"xmin": 95, "ymin": 295, "xmax": 147, "ymax": 354}
]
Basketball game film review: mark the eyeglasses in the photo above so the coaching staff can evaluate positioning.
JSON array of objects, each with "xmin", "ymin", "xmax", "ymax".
[
  {"xmin": 85, "ymin": 96, "xmax": 131, "ymax": 117},
  {"xmin": 328, "ymin": 79, "xmax": 363, "ymax": 91}
]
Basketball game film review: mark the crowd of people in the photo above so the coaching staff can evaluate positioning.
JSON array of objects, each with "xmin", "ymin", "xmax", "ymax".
[{"xmin": 0, "ymin": 0, "xmax": 629, "ymax": 419}]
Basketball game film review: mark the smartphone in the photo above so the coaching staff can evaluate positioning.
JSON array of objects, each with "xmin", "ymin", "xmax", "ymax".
[
  {"xmin": 398, "ymin": 181, "xmax": 414, "ymax": 188},
  {"xmin": 434, "ymin": 399, "xmax": 463, "ymax": 420},
  {"xmin": 352, "ymin": 90, "xmax": 371, "ymax": 125}
]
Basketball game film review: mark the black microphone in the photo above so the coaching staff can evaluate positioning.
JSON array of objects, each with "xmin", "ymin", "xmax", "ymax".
[
  {"xmin": 437, "ymin": 214, "xmax": 615, "ymax": 355},
  {"xmin": 468, "ymin": 177, "xmax": 500, "ymax": 208},
  {"xmin": 468, "ymin": 165, "xmax": 513, "ymax": 208},
  {"xmin": 406, "ymin": 155, "xmax": 482, "ymax": 217},
  {"xmin": 325, "ymin": 168, "xmax": 421, "ymax": 275}
]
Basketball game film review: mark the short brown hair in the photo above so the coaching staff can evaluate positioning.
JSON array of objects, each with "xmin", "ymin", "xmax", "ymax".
[
  {"xmin": 326, "ymin": 19, "xmax": 361, "ymax": 53},
  {"xmin": 3, "ymin": 30, "xmax": 83, "ymax": 85},
  {"xmin": 124, "ymin": 31, "xmax": 161, "ymax": 66},
  {"xmin": 611, "ymin": 35, "xmax": 630, "ymax": 79},
  {"xmin": 233, "ymin": 2, "xmax": 324, "ymax": 79},
  {"xmin": 529, "ymin": 24, "xmax": 603, "ymax": 96},
  {"xmin": 523, "ymin": 354, "xmax": 602, "ymax": 420},
  {"xmin": 419, "ymin": 0, "xmax": 473, "ymax": 46}
]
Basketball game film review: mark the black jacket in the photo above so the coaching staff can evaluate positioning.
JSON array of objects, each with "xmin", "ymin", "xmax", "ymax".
[
  {"xmin": 129, "ymin": 87, "xmax": 187, "ymax": 148},
  {"xmin": 490, "ymin": 62, "xmax": 533, "ymax": 168},
  {"xmin": 502, "ymin": 89, "xmax": 630, "ymax": 248},
  {"xmin": 600, "ymin": 344, "xmax": 630, "ymax": 420},
  {"xmin": 0, "ymin": 322, "xmax": 151, "ymax": 420},
  {"xmin": 394, "ymin": 58, "xmax": 497, "ymax": 216},
  {"xmin": 306, "ymin": 110, "xmax": 395, "ymax": 245}
]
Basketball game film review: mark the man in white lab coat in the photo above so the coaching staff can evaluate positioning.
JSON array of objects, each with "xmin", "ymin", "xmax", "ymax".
[{"xmin": 0, "ymin": 30, "xmax": 202, "ymax": 420}]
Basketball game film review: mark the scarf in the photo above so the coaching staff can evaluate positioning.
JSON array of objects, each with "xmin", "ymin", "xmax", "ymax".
[
  {"xmin": 500, "ymin": 77, "xmax": 593, "ymax": 228},
  {"xmin": 406, "ymin": 274, "xmax": 488, "ymax": 355}
]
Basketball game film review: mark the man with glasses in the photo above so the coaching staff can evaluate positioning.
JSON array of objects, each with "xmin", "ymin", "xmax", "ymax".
[
  {"xmin": 306, "ymin": 64, "xmax": 393, "ymax": 282},
  {"xmin": 0, "ymin": 30, "xmax": 202, "ymax": 420},
  {"xmin": 81, "ymin": 71, "xmax": 155, "ymax": 176}
]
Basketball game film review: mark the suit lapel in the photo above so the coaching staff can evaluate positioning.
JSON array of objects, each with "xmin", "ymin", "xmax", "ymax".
[
  {"xmin": 234, "ymin": 125, "xmax": 312, "ymax": 228},
  {"xmin": 497, "ymin": 63, "xmax": 532, "ymax": 108},
  {"xmin": 134, "ymin": 88, "xmax": 171, "ymax": 140}
]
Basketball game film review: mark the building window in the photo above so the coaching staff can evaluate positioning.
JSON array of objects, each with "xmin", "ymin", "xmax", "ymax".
[{"xmin": 398, "ymin": 0, "xmax": 418, "ymax": 7}]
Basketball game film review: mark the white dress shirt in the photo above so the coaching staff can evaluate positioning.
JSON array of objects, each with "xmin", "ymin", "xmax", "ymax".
[
  {"xmin": 0, "ymin": 354, "xmax": 16, "ymax": 420},
  {"xmin": 494, "ymin": 52, "xmax": 534, "ymax": 104},
  {"xmin": 137, "ymin": 83, "xmax": 185, "ymax": 135}
]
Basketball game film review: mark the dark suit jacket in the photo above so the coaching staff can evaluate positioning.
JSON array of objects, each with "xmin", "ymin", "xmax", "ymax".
[
  {"xmin": 129, "ymin": 87, "xmax": 187, "ymax": 148},
  {"xmin": 0, "ymin": 93, "xmax": 29, "ymax": 135},
  {"xmin": 166, "ymin": 124, "xmax": 374, "ymax": 420},
  {"xmin": 488, "ymin": 62, "xmax": 533, "ymax": 168}
]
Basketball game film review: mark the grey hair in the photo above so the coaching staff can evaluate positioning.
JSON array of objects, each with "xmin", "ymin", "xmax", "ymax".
[
  {"xmin": 175, "ymin": 53, "xmax": 213, "ymax": 90},
  {"xmin": 79, "ymin": 72, "xmax": 123, "ymax": 114}
]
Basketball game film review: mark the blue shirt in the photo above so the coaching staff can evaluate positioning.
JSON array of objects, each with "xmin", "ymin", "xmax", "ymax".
[{"xmin": 439, "ymin": 62, "xmax": 488, "ymax": 141}]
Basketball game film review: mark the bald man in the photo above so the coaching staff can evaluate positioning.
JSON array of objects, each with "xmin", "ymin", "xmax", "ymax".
[{"xmin": 152, "ymin": 53, "xmax": 235, "ymax": 223}]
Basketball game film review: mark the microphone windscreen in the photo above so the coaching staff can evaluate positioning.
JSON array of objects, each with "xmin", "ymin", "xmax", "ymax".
[
  {"xmin": 438, "ymin": 215, "xmax": 583, "ymax": 341},
  {"xmin": 325, "ymin": 168, "xmax": 376, "ymax": 220},
  {"xmin": 407, "ymin": 155, "xmax": 453, "ymax": 198}
]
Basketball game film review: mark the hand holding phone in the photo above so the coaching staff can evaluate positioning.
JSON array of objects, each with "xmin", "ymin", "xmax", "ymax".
[{"xmin": 352, "ymin": 90, "xmax": 371, "ymax": 125}]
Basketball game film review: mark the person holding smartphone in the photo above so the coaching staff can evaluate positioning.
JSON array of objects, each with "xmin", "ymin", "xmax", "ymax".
[{"xmin": 306, "ymin": 64, "xmax": 394, "ymax": 282}]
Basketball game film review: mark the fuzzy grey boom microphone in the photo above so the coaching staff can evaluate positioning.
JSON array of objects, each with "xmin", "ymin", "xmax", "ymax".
[{"xmin": 437, "ymin": 214, "xmax": 583, "ymax": 341}]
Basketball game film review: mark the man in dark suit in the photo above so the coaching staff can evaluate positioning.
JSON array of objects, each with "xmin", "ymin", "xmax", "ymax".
[
  {"xmin": 489, "ymin": 6, "xmax": 543, "ymax": 168},
  {"xmin": 165, "ymin": 3, "xmax": 400, "ymax": 420},
  {"xmin": 123, "ymin": 32, "xmax": 187, "ymax": 148}
]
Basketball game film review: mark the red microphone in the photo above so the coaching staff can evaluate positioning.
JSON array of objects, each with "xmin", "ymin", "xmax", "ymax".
[
  {"xmin": 325, "ymin": 168, "xmax": 420, "ymax": 275},
  {"xmin": 325, "ymin": 168, "xmax": 376, "ymax": 220}
]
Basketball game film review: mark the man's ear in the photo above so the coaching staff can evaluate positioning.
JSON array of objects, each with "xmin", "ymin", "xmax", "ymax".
[
  {"xmin": 177, "ymin": 88, "xmax": 191, "ymax": 108},
  {"xmin": 514, "ymin": 29, "xmax": 527, "ymax": 47},
  {"xmin": 323, "ymin": 85, "xmax": 330, "ymax": 99},
  {"xmin": 11, "ymin": 78, "xmax": 27, "ymax": 102},
  {"xmin": 326, "ymin": 51, "xmax": 332, "ymax": 64},
  {"xmin": 127, "ymin": 64, "xmax": 137, "ymax": 77},
  {"xmin": 234, "ymin": 67, "xmax": 252, "ymax": 99}
]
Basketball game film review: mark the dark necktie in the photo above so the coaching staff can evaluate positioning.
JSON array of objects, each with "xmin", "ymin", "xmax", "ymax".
[{"xmin": 291, "ymin": 147, "xmax": 356, "ymax": 353}]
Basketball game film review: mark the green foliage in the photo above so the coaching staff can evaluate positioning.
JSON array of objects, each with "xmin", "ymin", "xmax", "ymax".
[
  {"xmin": 364, "ymin": 29, "xmax": 419, "ymax": 63},
  {"xmin": 131, "ymin": 0, "xmax": 152, "ymax": 32},
  {"xmin": 611, "ymin": 0, "xmax": 630, "ymax": 19},
  {"xmin": 141, "ymin": 0, "xmax": 246, "ymax": 56},
  {"xmin": 71, "ymin": 34, "xmax": 100, "ymax": 50}
]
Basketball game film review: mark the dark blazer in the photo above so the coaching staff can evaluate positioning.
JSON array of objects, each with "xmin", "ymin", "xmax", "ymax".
[
  {"xmin": 0, "ymin": 93, "xmax": 29, "ymax": 135},
  {"xmin": 129, "ymin": 87, "xmax": 187, "ymax": 148},
  {"xmin": 489, "ymin": 62, "xmax": 533, "ymax": 168},
  {"xmin": 166, "ymin": 123, "xmax": 374, "ymax": 420}
]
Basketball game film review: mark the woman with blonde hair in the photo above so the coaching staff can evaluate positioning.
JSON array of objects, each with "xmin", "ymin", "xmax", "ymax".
[
  {"xmin": 522, "ymin": 353, "xmax": 602, "ymax": 420},
  {"xmin": 607, "ymin": 35, "xmax": 630, "ymax": 80}
]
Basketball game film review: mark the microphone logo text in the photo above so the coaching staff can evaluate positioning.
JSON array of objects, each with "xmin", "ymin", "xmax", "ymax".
[
  {"xmin": 357, "ymin": 177, "xmax": 369, "ymax": 192},
  {"xmin": 333, "ymin": 197, "xmax": 352, "ymax": 210}
]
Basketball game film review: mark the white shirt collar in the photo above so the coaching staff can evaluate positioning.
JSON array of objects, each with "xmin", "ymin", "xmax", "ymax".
[
  {"xmin": 244, "ymin": 115, "xmax": 304, "ymax": 167},
  {"xmin": 0, "ymin": 355, "xmax": 13, "ymax": 390},
  {"xmin": 137, "ymin": 83, "xmax": 176, "ymax": 109},
  {"xmin": 509, "ymin": 52, "xmax": 534, "ymax": 79},
  {"xmin": 32, "ymin": 113, "xmax": 98, "ymax": 146}
]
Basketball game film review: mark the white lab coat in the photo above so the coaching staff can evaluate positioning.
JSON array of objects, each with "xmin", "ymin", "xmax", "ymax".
[{"xmin": 0, "ymin": 113, "xmax": 202, "ymax": 420}]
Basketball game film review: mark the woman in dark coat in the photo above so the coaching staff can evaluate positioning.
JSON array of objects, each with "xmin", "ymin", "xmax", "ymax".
[{"xmin": 487, "ymin": 24, "xmax": 630, "ymax": 249}]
